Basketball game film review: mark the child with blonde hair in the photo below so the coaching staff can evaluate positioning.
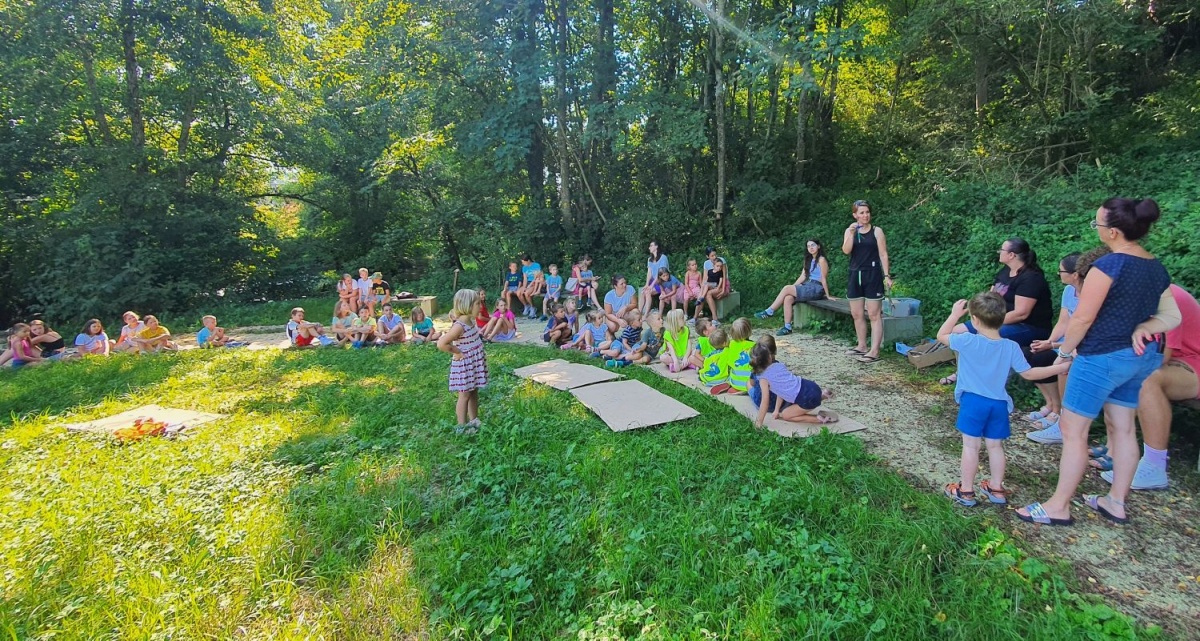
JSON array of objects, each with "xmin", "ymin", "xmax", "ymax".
[
  {"xmin": 439, "ymin": 289, "xmax": 489, "ymax": 434},
  {"xmin": 750, "ymin": 342, "xmax": 836, "ymax": 428},
  {"xmin": 572, "ymin": 310, "xmax": 611, "ymax": 354},
  {"xmin": 617, "ymin": 310, "xmax": 663, "ymax": 365},
  {"xmin": 113, "ymin": 311, "xmax": 145, "ymax": 353},
  {"xmin": 662, "ymin": 309, "xmax": 695, "ymax": 372},
  {"xmin": 682, "ymin": 259, "xmax": 703, "ymax": 312},
  {"xmin": 688, "ymin": 318, "xmax": 713, "ymax": 369},
  {"xmin": 196, "ymin": 315, "xmax": 229, "ymax": 348},
  {"xmin": 699, "ymin": 326, "xmax": 730, "ymax": 389}
]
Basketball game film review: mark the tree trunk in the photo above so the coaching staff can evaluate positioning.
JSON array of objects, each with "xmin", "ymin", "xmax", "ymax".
[
  {"xmin": 585, "ymin": 0, "xmax": 616, "ymax": 238},
  {"xmin": 120, "ymin": 0, "xmax": 144, "ymax": 150},
  {"xmin": 79, "ymin": 45, "xmax": 115, "ymax": 145},
  {"xmin": 974, "ymin": 52, "xmax": 988, "ymax": 117},
  {"xmin": 554, "ymin": 0, "xmax": 572, "ymax": 228},
  {"xmin": 514, "ymin": 0, "xmax": 546, "ymax": 212},
  {"xmin": 712, "ymin": 0, "xmax": 727, "ymax": 239}
]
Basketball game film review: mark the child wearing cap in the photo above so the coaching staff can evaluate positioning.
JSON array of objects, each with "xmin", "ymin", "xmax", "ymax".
[{"xmin": 371, "ymin": 272, "xmax": 391, "ymax": 311}]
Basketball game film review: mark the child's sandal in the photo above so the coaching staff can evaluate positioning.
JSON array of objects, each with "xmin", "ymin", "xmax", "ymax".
[
  {"xmin": 978, "ymin": 480, "xmax": 1008, "ymax": 505},
  {"xmin": 944, "ymin": 483, "xmax": 977, "ymax": 507}
]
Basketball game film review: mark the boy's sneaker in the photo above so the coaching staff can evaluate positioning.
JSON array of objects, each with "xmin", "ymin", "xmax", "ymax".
[
  {"xmin": 686, "ymin": 318, "xmax": 696, "ymax": 326},
  {"xmin": 944, "ymin": 483, "xmax": 977, "ymax": 507},
  {"xmin": 539, "ymin": 315, "xmax": 548, "ymax": 321},
  {"xmin": 351, "ymin": 340, "xmax": 363, "ymax": 349},
  {"xmin": 977, "ymin": 480, "xmax": 1008, "ymax": 505},
  {"xmin": 776, "ymin": 325, "xmax": 793, "ymax": 336},
  {"xmin": 755, "ymin": 309, "xmax": 773, "ymax": 319},
  {"xmin": 317, "ymin": 336, "xmax": 336, "ymax": 346},
  {"xmin": 1100, "ymin": 460, "xmax": 1168, "ymax": 490},
  {"xmin": 1027, "ymin": 421, "xmax": 1063, "ymax": 444},
  {"xmin": 591, "ymin": 350, "xmax": 602, "ymax": 358}
]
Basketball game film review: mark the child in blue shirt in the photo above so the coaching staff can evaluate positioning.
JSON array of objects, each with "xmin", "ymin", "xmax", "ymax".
[
  {"xmin": 938, "ymin": 292, "xmax": 1069, "ymax": 507},
  {"xmin": 542, "ymin": 264, "xmax": 564, "ymax": 320},
  {"xmin": 504, "ymin": 262, "xmax": 522, "ymax": 315}
]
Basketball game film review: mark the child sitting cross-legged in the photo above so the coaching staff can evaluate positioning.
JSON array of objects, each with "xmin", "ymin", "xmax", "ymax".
[
  {"xmin": 661, "ymin": 309, "xmax": 695, "ymax": 372},
  {"xmin": 376, "ymin": 304, "xmax": 407, "ymax": 345},
  {"xmin": 615, "ymin": 309, "xmax": 663, "ymax": 365},
  {"xmin": 698, "ymin": 326, "xmax": 730, "ymax": 390},
  {"xmin": 938, "ymin": 292, "xmax": 1071, "ymax": 507},
  {"xmin": 409, "ymin": 307, "xmax": 441, "ymax": 344},
  {"xmin": 601, "ymin": 309, "xmax": 644, "ymax": 367},
  {"xmin": 749, "ymin": 338, "xmax": 835, "ymax": 428},
  {"xmin": 542, "ymin": 303, "xmax": 573, "ymax": 346},
  {"xmin": 483, "ymin": 299, "xmax": 517, "ymax": 342},
  {"xmin": 135, "ymin": 315, "xmax": 179, "ymax": 353},
  {"xmin": 711, "ymin": 318, "xmax": 753, "ymax": 395}
]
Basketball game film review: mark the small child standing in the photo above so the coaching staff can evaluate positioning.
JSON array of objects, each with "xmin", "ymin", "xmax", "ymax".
[
  {"xmin": 699, "ymin": 326, "xmax": 730, "ymax": 389},
  {"xmin": 937, "ymin": 292, "xmax": 1070, "ymax": 507},
  {"xmin": 439, "ymin": 289, "xmax": 489, "ymax": 434},
  {"xmin": 688, "ymin": 318, "xmax": 713, "ymax": 369},
  {"xmin": 661, "ymin": 309, "xmax": 695, "ymax": 372},
  {"xmin": 542, "ymin": 264, "xmax": 564, "ymax": 320},
  {"xmin": 750, "ymin": 342, "xmax": 836, "ymax": 428}
]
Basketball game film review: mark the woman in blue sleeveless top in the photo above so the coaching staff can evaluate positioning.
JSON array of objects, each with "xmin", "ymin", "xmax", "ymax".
[
  {"xmin": 1018, "ymin": 198, "xmax": 1180, "ymax": 526},
  {"xmin": 756, "ymin": 238, "xmax": 834, "ymax": 336}
]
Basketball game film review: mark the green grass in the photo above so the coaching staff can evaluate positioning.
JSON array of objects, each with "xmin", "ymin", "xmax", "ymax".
[
  {"xmin": 0, "ymin": 346, "xmax": 1156, "ymax": 639},
  {"xmin": 155, "ymin": 297, "xmax": 337, "ymax": 333}
]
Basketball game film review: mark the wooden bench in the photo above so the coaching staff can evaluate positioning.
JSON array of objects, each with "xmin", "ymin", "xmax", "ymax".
[
  {"xmin": 391, "ymin": 295, "xmax": 437, "ymax": 317},
  {"xmin": 793, "ymin": 298, "xmax": 923, "ymax": 343}
]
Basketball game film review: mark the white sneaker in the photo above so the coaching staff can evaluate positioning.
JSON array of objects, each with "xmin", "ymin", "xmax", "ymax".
[
  {"xmin": 1100, "ymin": 460, "xmax": 1168, "ymax": 490},
  {"xmin": 1026, "ymin": 421, "xmax": 1063, "ymax": 444}
]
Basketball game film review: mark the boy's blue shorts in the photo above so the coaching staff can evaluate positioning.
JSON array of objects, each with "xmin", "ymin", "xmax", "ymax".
[{"xmin": 956, "ymin": 392, "xmax": 1010, "ymax": 440}]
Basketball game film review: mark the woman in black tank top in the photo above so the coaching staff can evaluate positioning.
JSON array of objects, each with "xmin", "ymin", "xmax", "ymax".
[{"xmin": 840, "ymin": 200, "xmax": 893, "ymax": 363}]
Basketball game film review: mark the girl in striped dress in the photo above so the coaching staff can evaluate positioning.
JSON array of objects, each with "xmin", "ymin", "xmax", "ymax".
[{"xmin": 439, "ymin": 289, "xmax": 489, "ymax": 433}]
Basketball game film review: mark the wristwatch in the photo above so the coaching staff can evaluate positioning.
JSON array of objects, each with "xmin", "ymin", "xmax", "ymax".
[{"xmin": 1055, "ymin": 348, "xmax": 1076, "ymax": 359}]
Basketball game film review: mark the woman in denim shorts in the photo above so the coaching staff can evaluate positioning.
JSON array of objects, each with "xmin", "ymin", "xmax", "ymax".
[{"xmin": 1017, "ymin": 198, "xmax": 1180, "ymax": 526}]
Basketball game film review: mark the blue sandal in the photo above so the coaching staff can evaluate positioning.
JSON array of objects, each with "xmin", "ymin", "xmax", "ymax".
[{"xmin": 1089, "ymin": 454, "xmax": 1113, "ymax": 472}]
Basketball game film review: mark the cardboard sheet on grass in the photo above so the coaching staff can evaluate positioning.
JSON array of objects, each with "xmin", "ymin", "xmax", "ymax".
[
  {"xmin": 647, "ymin": 363, "xmax": 866, "ymax": 438},
  {"xmin": 514, "ymin": 359, "xmax": 698, "ymax": 431},
  {"xmin": 512, "ymin": 359, "xmax": 621, "ymax": 390},
  {"xmin": 62, "ymin": 404, "xmax": 226, "ymax": 435}
]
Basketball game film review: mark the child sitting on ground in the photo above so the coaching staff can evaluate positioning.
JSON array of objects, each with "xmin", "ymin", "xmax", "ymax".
[
  {"xmin": 712, "ymin": 318, "xmax": 754, "ymax": 395},
  {"xmin": 572, "ymin": 310, "xmax": 611, "ymax": 354},
  {"xmin": 286, "ymin": 307, "xmax": 334, "ymax": 347},
  {"xmin": 602, "ymin": 309, "xmax": 645, "ymax": 367},
  {"xmin": 661, "ymin": 309, "xmax": 695, "ymax": 372},
  {"xmin": 750, "ymin": 341, "xmax": 836, "ymax": 428},
  {"xmin": 409, "ymin": 307, "xmax": 440, "ymax": 344},
  {"xmin": 699, "ymin": 326, "xmax": 730, "ymax": 389},
  {"xmin": 937, "ymin": 292, "xmax": 1070, "ymax": 507},
  {"xmin": 542, "ymin": 264, "xmax": 564, "ymax": 320},
  {"xmin": 196, "ymin": 315, "xmax": 230, "ymax": 348},
  {"xmin": 483, "ymin": 299, "xmax": 517, "ymax": 342},
  {"xmin": 75, "ymin": 319, "xmax": 110, "ymax": 356},
  {"xmin": 687, "ymin": 318, "xmax": 713, "ymax": 369},
  {"xmin": 135, "ymin": 316, "xmax": 178, "ymax": 353},
  {"xmin": 350, "ymin": 312, "xmax": 377, "ymax": 348},
  {"xmin": 617, "ymin": 310, "xmax": 663, "ymax": 365},
  {"xmin": 543, "ymin": 303, "xmax": 573, "ymax": 346},
  {"xmin": 376, "ymin": 304, "xmax": 407, "ymax": 345},
  {"xmin": 7, "ymin": 323, "xmax": 45, "ymax": 368}
]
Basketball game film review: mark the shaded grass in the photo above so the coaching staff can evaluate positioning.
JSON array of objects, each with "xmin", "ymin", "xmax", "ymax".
[{"xmin": 0, "ymin": 345, "xmax": 1158, "ymax": 639}]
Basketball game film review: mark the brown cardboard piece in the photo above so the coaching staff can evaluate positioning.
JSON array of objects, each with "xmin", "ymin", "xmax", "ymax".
[
  {"xmin": 646, "ymin": 363, "xmax": 866, "ymax": 437},
  {"xmin": 62, "ymin": 405, "xmax": 226, "ymax": 434},
  {"xmin": 569, "ymin": 379, "xmax": 700, "ymax": 431},
  {"xmin": 905, "ymin": 340, "xmax": 956, "ymax": 369},
  {"xmin": 512, "ymin": 359, "xmax": 621, "ymax": 390}
]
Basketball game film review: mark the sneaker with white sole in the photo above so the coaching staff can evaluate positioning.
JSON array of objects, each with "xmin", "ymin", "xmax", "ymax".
[
  {"xmin": 1026, "ymin": 421, "xmax": 1063, "ymax": 444},
  {"xmin": 1100, "ymin": 460, "xmax": 1168, "ymax": 490}
]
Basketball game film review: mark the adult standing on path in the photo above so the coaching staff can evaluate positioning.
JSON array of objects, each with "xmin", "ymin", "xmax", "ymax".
[
  {"xmin": 942, "ymin": 237, "xmax": 1054, "ymax": 385},
  {"xmin": 756, "ymin": 238, "xmax": 835, "ymax": 336},
  {"xmin": 841, "ymin": 200, "xmax": 893, "ymax": 364},
  {"xmin": 1017, "ymin": 198, "xmax": 1178, "ymax": 526},
  {"xmin": 640, "ymin": 240, "xmax": 669, "ymax": 316}
]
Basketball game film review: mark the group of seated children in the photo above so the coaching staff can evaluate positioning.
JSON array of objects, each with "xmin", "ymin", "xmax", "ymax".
[
  {"xmin": 3, "ymin": 312, "xmax": 196, "ymax": 369},
  {"xmin": 286, "ymin": 303, "xmax": 440, "ymax": 348},
  {"xmin": 503, "ymin": 257, "xmax": 566, "ymax": 322},
  {"xmin": 336, "ymin": 269, "xmax": 395, "ymax": 318}
]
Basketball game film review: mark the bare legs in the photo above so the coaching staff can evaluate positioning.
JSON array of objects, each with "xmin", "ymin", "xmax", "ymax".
[
  {"xmin": 959, "ymin": 436, "xmax": 1006, "ymax": 492},
  {"xmin": 847, "ymin": 299, "xmax": 883, "ymax": 357},
  {"xmin": 456, "ymin": 389, "xmax": 479, "ymax": 425},
  {"xmin": 1138, "ymin": 364, "xmax": 1199, "ymax": 450}
]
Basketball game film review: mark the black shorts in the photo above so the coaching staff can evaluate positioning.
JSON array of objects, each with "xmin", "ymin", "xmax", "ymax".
[{"xmin": 847, "ymin": 268, "xmax": 884, "ymax": 300}]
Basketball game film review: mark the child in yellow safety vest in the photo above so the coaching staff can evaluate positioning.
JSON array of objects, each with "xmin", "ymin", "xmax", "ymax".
[
  {"xmin": 698, "ymin": 326, "xmax": 730, "ymax": 390},
  {"xmin": 688, "ymin": 318, "xmax": 713, "ymax": 370},
  {"xmin": 712, "ymin": 318, "xmax": 754, "ymax": 395},
  {"xmin": 662, "ymin": 309, "xmax": 695, "ymax": 372}
]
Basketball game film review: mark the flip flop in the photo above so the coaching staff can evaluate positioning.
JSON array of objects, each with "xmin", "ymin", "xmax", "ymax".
[
  {"xmin": 1083, "ymin": 494, "xmax": 1129, "ymax": 524},
  {"xmin": 1088, "ymin": 454, "xmax": 1113, "ymax": 471},
  {"xmin": 1088, "ymin": 444, "xmax": 1108, "ymax": 459},
  {"xmin": 844, "ymin": 348, "xmax": 867, "ymax": 356},
  {"xmin": 939, "ymin": 374, "xmax": 957, "ymax": 385},
  {"xmin": 1026, "ymin": 408, "xmax": 1052, "ymax": 421},
  {"xmin": 856, "ymin": 355, "xmax": 880, "ymax": 364},
  {"xmin": 817, "ymin": 409, "xmax": 839, "ymax": 423},
  {"xmin": 1030, "ymin": 415, "xmax": 1059, "ymax": 429},
  {"xmin": 1015, "ymin": 502, "xmax": 1074, "ymax": 526}
]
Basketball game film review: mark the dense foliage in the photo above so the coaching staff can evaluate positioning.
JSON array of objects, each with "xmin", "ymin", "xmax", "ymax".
[{"xmin": 1, "ymin": 0, "xmax": 1198, "ymax": 324}]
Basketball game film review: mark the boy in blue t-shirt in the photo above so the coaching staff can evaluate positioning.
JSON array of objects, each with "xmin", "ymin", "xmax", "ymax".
[
  {"xmin": 937, "ymin": 292, "xmax": 1069, "ymax": 507},
  {"xmin": 541, "ymin": 264, "xmax": 564, "ymax": 320}
]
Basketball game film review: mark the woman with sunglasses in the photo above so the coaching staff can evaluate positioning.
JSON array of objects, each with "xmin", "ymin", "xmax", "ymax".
[
  {"xmin": 756, "ymin": 238, "xmax": 834, "ymax": 336},
  {"xmin": 841, "ymin": 200, "xmax": 893, "ymax": 364},
  {"xmin": 1016, "ymin": 198, "xmax": 1178, "ymax": 526}
]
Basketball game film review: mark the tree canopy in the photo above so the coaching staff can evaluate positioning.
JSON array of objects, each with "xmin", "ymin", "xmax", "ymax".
[{"xmin": 2, "ymin": 0, "xmax": 1198, "ymax": 324}]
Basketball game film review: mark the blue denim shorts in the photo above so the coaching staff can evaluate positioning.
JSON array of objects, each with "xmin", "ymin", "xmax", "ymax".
[
  {"xmin": 1063, "ymin": 345, "xmax": 1162, "ymax": 419},
  {"xmin": 956, "ymin": 392, "xmax": 1010, "ymax": 440}
]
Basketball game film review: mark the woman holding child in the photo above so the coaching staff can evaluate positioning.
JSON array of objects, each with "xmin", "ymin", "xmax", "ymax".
[
  {"xmin": 639, "ymin": 241, "xmax": 669, "ymax": 316},
  {"xmin": 1017, "ymin": 198, "xmax": 1178, "ymax": 526},
  {"xmin": 756, "ymin": 238, "xmax": 834, "ymax": 336},
  {"xmin": 603, "ymin": 275, "xmax": 639, "ymax": 334}
]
